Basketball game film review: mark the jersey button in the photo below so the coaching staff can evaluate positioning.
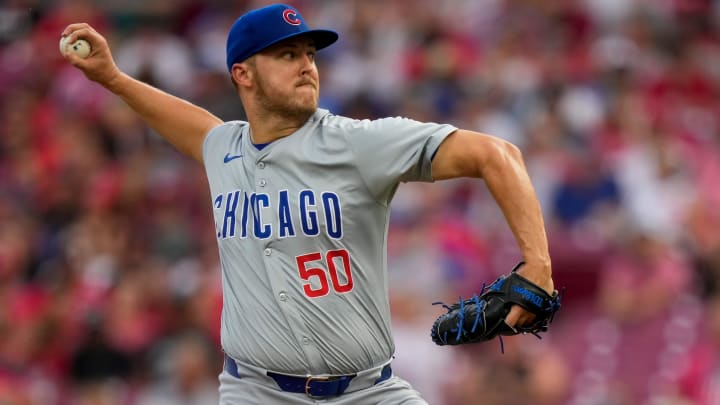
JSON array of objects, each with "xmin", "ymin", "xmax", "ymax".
[
  {"xmin": 264, "ymin": 248, "xmax": 272, "ymax": 256},
  {"xmin": 258, "ymin": 179, "xmax": 267, "ymax": 187},
  {"xmin": 257, "ymin": 162, "xmax": 265, "ymax": 169},
  {"xmin": 302, "ymin": 337, "xmax": 311, "ymax": 345},
  {"xmin": 279, "ymin": 292, "xmax": 287, "ymax": 301}
]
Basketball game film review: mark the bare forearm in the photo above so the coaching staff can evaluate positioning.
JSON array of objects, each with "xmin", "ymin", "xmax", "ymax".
[
  {"xmin": 433, "ymin": 132, "xmax": 552, "ymax": 277},
  {"xmin": 60, "ymin": 24, "xmax": 223, "ymax": 163},
  {"xmin": 433, "ymin": 130, "xmax": 554, "ymax": 325},
  {"xmin": 482, "ymin": 141, "xmax": 552, "ymax": 283},
  {"xmin": 106, "ymin": 72, "xmax": 222, "ymax": 163}
]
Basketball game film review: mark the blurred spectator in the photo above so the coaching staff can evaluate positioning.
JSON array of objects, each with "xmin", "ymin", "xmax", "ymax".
[
  {"xmin": 114, "ymin": 26, "xmax": 196, "ymax": 99},
  {"xmin": 68, "ymin": 314, "xmax": 133, "ymax": 404},
  {"xmin": 612, "ymin": 128, "xmax": 696, "ymax": 244},
  {"xmin": 135, "ymin": 332, "xmax": 219, "ymax": 405},
  {"xmin": 597, "ymin": 232, "xmax": 692, "ymax": 324},
  {"xmin": 675, "ymin": 295, "xmax": 720, "ymax": 404},
  {"xmin": 571, "ymin": 231, "xmax": 697, "ymax": 402},
  {"xmin": 443, "ymin": 338, "xmax": 571, "ymax": 405},
  {"xmin": 390, "ymin": 290, "xmax": 460, "ymax": 405},
  {"xmin": 551, "ymin": 148, "xmax": 620, "ymax": 226},
  {"xmin": 685, "ymin": 196, "xmax": 720, "ymax": 298}
]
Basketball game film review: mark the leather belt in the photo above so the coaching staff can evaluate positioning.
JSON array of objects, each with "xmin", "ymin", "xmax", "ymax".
[{"xmin": 224, "ymin": 354, "xmax": 392, "ymax": 399}]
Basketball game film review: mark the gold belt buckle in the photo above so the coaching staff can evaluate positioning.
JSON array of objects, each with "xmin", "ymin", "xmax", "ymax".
[{"xmin": 305, "ymin": 375, "xmax": 334, "ymax": 399}]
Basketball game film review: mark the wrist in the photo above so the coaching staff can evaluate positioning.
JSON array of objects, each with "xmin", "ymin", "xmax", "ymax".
[
  {"xmin": 104, "ymin": 69, "xmax": 127, "ymax": 93},
  {"xmin": 517, "ymin": 258, "xmax": 553, "ymax": 293},
  {"xmin": 521, "ymin": 254, "xmax": 551, "ymax": 271}
]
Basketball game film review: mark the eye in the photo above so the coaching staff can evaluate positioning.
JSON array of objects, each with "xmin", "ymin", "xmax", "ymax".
[
  {"xmin": 282, "ymin": 51, "xmax": 296, "ymax": 60},
  {"xmin": 307, "ymin": 51, "xmax": 316, "ymax": 62}
]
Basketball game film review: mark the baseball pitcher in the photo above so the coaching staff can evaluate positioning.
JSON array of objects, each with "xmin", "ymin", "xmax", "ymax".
[{"xmin": 60, "ymin": 3, "xmax": 557, "ymax": 404}]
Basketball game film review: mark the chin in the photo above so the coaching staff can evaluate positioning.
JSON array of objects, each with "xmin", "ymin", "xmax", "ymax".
[
  {"xmin": 283, "ymin": 102, "xmax": 317, "ymax": 121},
  {"xmin": 299, "ymin": 105, "xmax": 318, "ymax": 117},
  {"xmin": 296, "ymin": 98, "xmax": 318, "ymax": 114}
]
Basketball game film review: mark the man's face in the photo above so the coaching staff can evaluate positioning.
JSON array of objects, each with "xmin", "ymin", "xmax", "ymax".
[{"xmin": 249, "ymin": 36, "xmax": 320, "ymax": 120}]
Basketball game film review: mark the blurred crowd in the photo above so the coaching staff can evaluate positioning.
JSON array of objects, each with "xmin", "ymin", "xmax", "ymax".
[{"xmin": 1, "ymin": 0, "xmax": 720, "ymax": 404}]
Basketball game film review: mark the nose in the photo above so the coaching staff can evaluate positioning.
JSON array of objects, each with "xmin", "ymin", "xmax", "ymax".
[{"xmin": 300, "ymin": 54, "xmax": 315, "ymax": 76}]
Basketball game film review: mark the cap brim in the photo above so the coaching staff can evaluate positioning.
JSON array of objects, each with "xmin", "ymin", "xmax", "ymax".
[
  {"xmin": 305, "ymin": 29, "xmax": 339, "ymax": 50},
  {"xmin": 261, "ymin": 29, "xmax": 339, "ymax": 53}
]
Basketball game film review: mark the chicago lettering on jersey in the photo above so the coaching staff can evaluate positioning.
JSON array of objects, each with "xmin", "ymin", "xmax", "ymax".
[{"xmin": 213, "ymin": 189, "xmax": 343, "ymax": 240}]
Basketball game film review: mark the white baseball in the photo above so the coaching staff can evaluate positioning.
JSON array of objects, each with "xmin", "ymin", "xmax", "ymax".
[{"xmin": 59, "ymin": 36, "xmax": 91, "ymax": 58}]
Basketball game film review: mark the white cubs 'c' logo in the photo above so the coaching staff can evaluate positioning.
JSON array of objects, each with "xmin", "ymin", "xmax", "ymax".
[{"xmin": 283, "ymin": 9, "xmax": 301, "ymax": 25}]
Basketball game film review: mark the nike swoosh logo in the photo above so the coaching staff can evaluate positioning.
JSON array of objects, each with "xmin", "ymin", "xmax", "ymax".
[{"xmin": 223, "ymin": 153, "xmax": 243, "ymax": 163}]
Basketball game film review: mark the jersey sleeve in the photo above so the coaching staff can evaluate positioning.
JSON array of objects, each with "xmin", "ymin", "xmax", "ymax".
[
  {"xmin": 341, "ymin": 116, "xmax": 457, "ymax": 202},
  {"xmin": 202, "ymin": 120, "xmax": 247, "ymax": 166},
  {"xmin": 202, "ymin": 122, "xmax": 226, "ymax": 164}
]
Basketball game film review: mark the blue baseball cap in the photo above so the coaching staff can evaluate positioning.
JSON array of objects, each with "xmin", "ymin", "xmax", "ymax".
[{"xmin": 226, "ymin": 4, "xmax": 339, "ymax": 71}]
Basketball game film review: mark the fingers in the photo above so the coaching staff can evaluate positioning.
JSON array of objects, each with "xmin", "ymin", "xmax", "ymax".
[
  {"xmin": 60, "ymin": 23, "xmax": 104, "ymax": 60},
  {"xmin": 504, "ymin": 305, "xmax": 536, "ymax": 328},
  {"xmin": 59, "ymin": 23, "xmax": 119, "ymax": 85},
  {"xmin": 504, "ymin": 305, "xmax": 521, "ymax": 328},
  {"xmin": 61, "ymin": 23, "xmax": 97, "ymax": 39}
]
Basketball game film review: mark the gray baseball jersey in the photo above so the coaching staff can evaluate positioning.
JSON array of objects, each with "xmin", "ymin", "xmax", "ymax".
[{"xmin": 202, "ymin": 108, "xmax": 456, "ymax": 376}]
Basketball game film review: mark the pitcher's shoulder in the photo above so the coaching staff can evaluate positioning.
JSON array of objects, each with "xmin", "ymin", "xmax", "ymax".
[
  {"xmin": 318, "ymin": 111, "xmax": 375, "ymax": 132},
  {"xmin": 208, "ymin": 120, "xmax": 249, "ymax": 137},
  {"xmin": 203, "ymin": 120, "xmax": 248, "ymax": 157}
]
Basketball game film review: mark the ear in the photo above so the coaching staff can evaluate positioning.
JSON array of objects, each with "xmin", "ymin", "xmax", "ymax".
[{"xmin": 231, "ymin": 62, "xmax": 253, "ymax": 88}]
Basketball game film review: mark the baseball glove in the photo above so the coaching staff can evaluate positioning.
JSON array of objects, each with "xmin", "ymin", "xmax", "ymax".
[{"xmin": 431, "ymin": 262, "xmax": 561, "ymax": 351}]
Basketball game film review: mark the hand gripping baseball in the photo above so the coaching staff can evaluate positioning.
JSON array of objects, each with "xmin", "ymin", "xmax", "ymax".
[
  {"xmin": 430, "ymin": 262, "xmax": 562, "ymax": 352},
  {"xmin": 60, "ymin": 23, "xmax": 122, "ymax": 87}
]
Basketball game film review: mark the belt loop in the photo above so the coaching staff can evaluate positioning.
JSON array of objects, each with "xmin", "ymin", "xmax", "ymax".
[
  {"xmin": 374, "ymin": 364, "xmax": 392, "ymax": 385},
  {"xmin": 224, "ymin": 354, "xmax": 240, "ymax": 378}
]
